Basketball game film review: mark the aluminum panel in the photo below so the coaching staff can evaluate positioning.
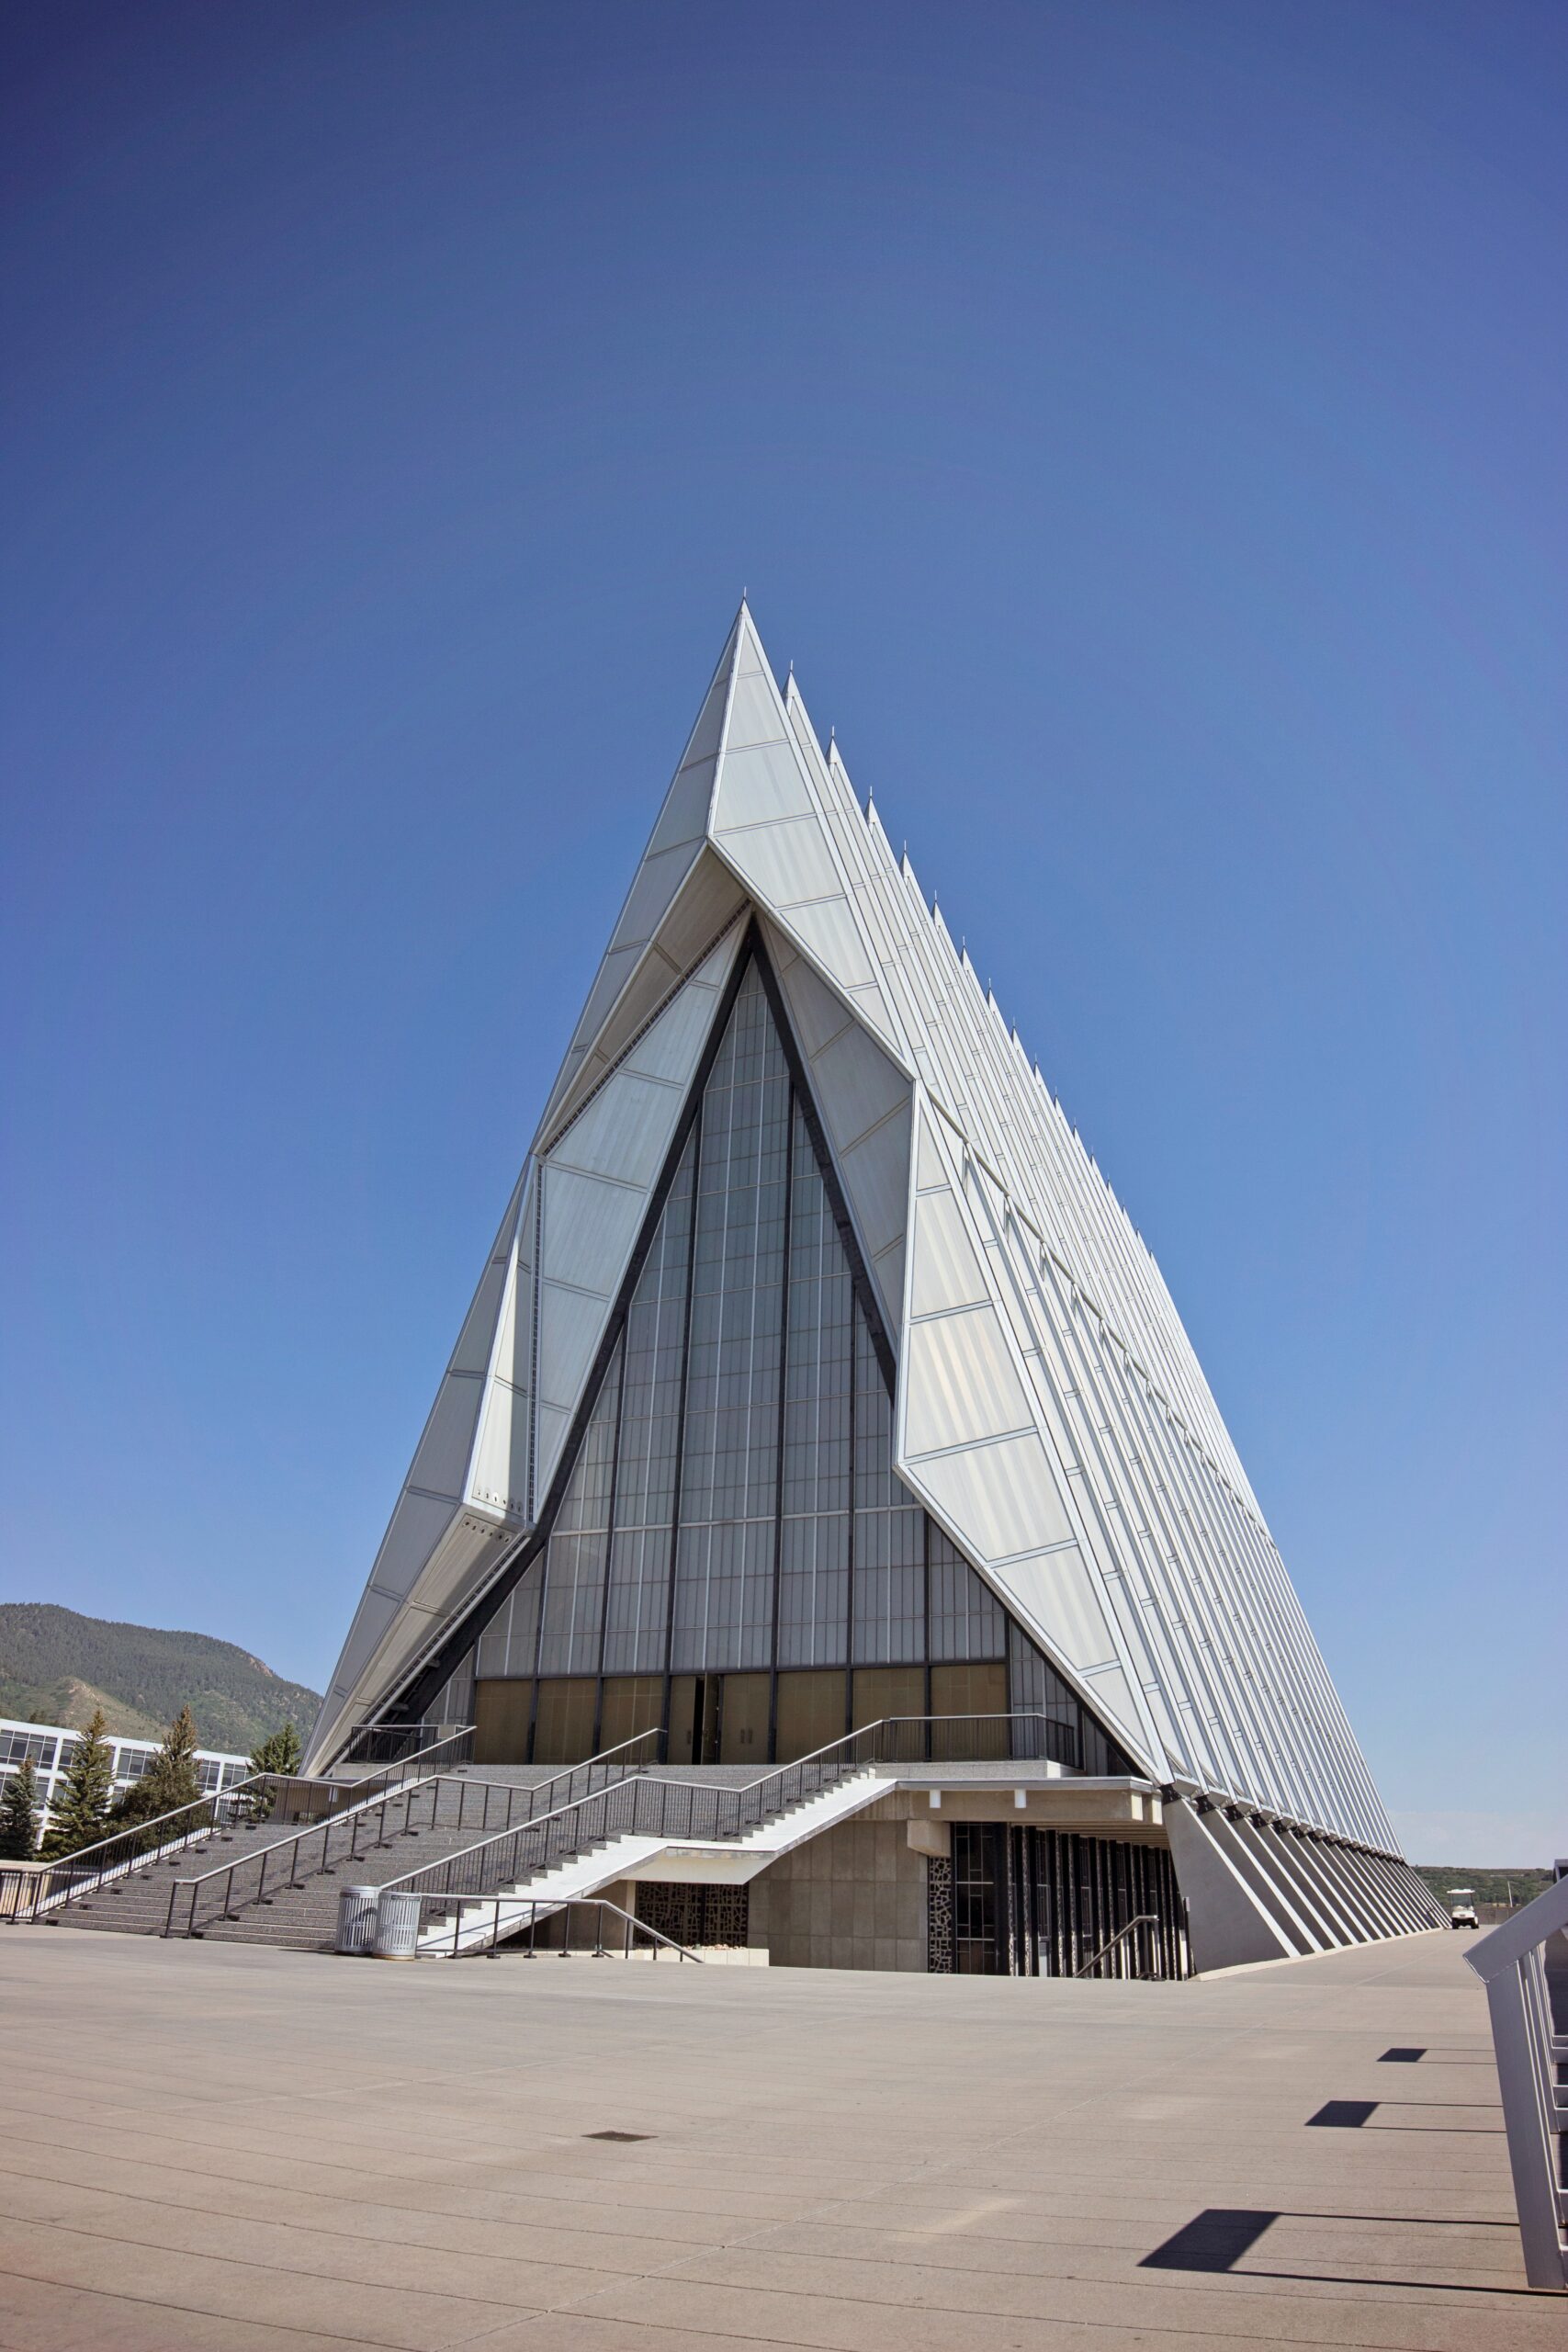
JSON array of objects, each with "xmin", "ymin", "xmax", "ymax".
[
  {"xmin": 646, "ymin": 756, "xmax": 716, "ymax": 856},
  {"xmin": 486, "ymin": 1246, "xmax": 529, "ymax": 1394},
  {"xmin": 905, "ymin": 1306, "xmax": 1032, "ymax": 1454},
  {"xmin": 915, "ymin": 1107, "xmax": 950, "ymax": 1193},
  {"xmin": 622, "ymin": 981, "xmax": 724, "ymax": 1083},
  {"xmin": 569, "ymin": 946, "xmax": 640, "ymax": 1056},
  {"xmin": 468, "ymin": 1375, "xmax": 530, "ymax": 1521},
  {"xmin": 908, "ymin": 1188, "xmax": 991, "ymax": 1317},
  {"xmin": 447, "ymin": 1250, "xmax": 510, "ymax": 1377},
  {"xmin": 871, "ymin": 1237, "xmax": 905, "ymax": 1330},
  {"xmin": 989, "ymin": 1542, "xmax": 1118, "ymax": 1675},
  {"xmin": 839, "ymin": 1102, "xmax": 911, "ymax": 1261},
  {"xmin": 846, "ymin": 980, "xmax": 899, "ymax": 1049},
  {"xmin": 539, "ymin": 1165, "xmax": 647, "ymax": 1296},
  {"xmin": 716, "ymin": 812, "xmax": 842, "ymax": 910},
  {"xmin": 909, "ymin": 1430, "xmax": 1075, "ymax": 1563},
  {"xmin": 776, "ymin": 945, "xmax": 853, "ymax": 1057},
  {"xmin": 362, "ymin": 1488, "xmax": 456, "ymax": 1604},
  {"xmin": 536, "ymin": 1280, "xmax": 611, "ymax": 1414},
  {"xmin": 810, "ymin": 1019, "xmax": 909, "ymax": 1152},
  {"xmin": 714, "ymin": 739, "xmax": 816, "ymax": 829},
  {"xmin": 330, "ymin": 1584, "xmax": 402, "ymax": 1695},
  {"xmin": 549, "ymin": 1071, "xmax": 682, "ymax": 1191},
  {"xmin": 407, "ymin": 1373, "xmax": 485, "ymax": 1501},
  {"xmin": 533, "ymin": 1400, "xmax": 577, "ymax": 1503},
  {"xmin": 779, "ymin": 893, "xmax": 877, "ymax": 989},
  {"xmin": 613, "ymin": 838, "xmax": 705, "ymax": 951},
  {"xmin": 724, "ymin": 670, "xmax": 790, "ymax": 752}
]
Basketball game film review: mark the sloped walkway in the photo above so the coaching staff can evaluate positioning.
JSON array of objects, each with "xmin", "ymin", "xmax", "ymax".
[{"xmin": 0, "ymin": 1928, "xmax": 1551, "ymax": 2350}]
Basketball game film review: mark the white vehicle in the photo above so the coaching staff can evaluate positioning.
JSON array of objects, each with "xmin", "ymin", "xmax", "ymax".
[{"xmin": 1447, "ymin": 1887, "xmax": 1478, "ymax": 1929}]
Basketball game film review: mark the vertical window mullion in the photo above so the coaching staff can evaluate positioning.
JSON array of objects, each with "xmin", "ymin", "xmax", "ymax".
[
  {"xmin": 659, "ymin": 1092, "xmax": 705, "ymax": 1754},
  {"xmin": 766, "ymin": 1082, "xmax": 795, "ymax": 1762}
]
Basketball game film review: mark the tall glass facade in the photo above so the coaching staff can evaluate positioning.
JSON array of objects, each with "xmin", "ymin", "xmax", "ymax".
[{"xmin": 463, "ymin": 957, "xmax": 1130, "ymax": 1772}]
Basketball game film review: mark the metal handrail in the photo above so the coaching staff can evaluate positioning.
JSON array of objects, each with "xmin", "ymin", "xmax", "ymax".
[
  {"xmin": 1, "ymin": 1772, "xmax": 272, "ymax": 1925},
  {"xmin": 1074, "ymin": 1912, "xmax": 1158, "ymax": 1978},
  {"xmin": 402, "ymin": 1890, "xmax": 705, "ymax": 1963},
  {"xmin": 339, "ymin": 1720, "xmax": 465, "ymax": 1767},
  {"xmin": 1464, "ymin": 1871, "xmax": 1568, "ymax": 2291},
  {"xmin": 377, "ymin": 1712, "xmax": 1086, "ymax": 1916},
  {"xmin": 162, "ymin": 1725, "xmax": 660, "ymax": 1939}
]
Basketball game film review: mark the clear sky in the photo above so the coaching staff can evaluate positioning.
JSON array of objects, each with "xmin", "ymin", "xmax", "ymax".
[{"xmin": 3, "ymin": 2, "xmax": 1562, "ymax": 1863}]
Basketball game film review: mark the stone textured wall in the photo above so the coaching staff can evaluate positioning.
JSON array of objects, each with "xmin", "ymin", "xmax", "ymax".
[
  {"xmin": 746, "ymin": 1817, "xmax": 927, "ymax": 1972},
  {"xmin": 636, "ymin": 1882, "xmax": 750, "ymax": 1949},
  {"xmin": 926, "ymin": 1854, "xmax": 953, "ymax": 1972}
]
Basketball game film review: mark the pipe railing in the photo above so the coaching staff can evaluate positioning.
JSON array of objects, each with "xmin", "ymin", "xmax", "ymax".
[
  {"xmin": 1464, "ymin": 1870, "xmax": 1568, "ymax": 2291},
  {"xmin": 378, "ymin": 1712, "xmax": 1084, "ymax": 1917},
  {"xmin": 1074, "ymin": 1912, "xmax": 1159, "ymax": 1978},
  {"xmin": 1, "ymin": 1773, "xmax": 276, "ymax": 1924},
  {"xmin": 338, "ymin": 1721, "xmax": 467, "ymax": 1768},
  {"xmin": 405, "ymin": 1891, "xmax": 704, "ymax": 1963},
  {"xmin": 163, "ymin": 1726, "xmax": 660, "ymax": 1939}
]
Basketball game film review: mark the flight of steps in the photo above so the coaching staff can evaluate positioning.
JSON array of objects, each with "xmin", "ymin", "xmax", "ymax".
[
  {"xmin": 429, "ymin": 1769, "xmax": 886, "ymax": 1955},
  {"xmin": 47, "ymin": 1821, "xmax": 294, "ymax": 1939},
  {"xmin": 43, "ymin": 1778, "xmax": 556, "ymax": 1953},
  {"xmin": 192, "ymin": 1818, "xmax": 588, "ymax": 1953}
]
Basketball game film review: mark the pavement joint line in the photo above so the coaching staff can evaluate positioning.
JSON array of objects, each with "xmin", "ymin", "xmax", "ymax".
[
  {"xmin": 0, "ymin": 2164, "xmax": 1528, "ymax": 2310},
  {"xmin": 412, "ymin": 2004, "xmax": 1399, "ymax": 2340},
  {"xmin": 0, "ymin": 2256, "xmax": 461, "ymax": 2352},
  {"xmin": 1, "ymin": 1934, "xmax": 1530, "ymax": 2345}
]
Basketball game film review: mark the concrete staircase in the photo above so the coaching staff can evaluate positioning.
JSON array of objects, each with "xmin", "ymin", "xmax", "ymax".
[
  {"xmin": 37, "ymin": 1760, "xmax": 886, "ymax": 1962},
  {"xmin": 44, "ymin": 1779, "xmax": 531, "ymax": 1953},
  {"xmin": 46, "ymin": 1822, "xmax": 297, "ymax": 1939},
  {"xmin": 423, "ymin": 1768, "xmax": 886, "ymax": 1955}
]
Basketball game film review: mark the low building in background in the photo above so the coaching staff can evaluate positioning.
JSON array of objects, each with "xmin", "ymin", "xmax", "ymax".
[{"xmin": 0, "ymin": 1718, "xmax": 251, "ymax": 1846}]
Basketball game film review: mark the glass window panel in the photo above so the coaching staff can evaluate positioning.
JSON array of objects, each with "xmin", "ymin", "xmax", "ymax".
[
  {"xmin": 929, "ymin": 1523, "xmax": 1007, "ymax": 1661},
  {"xmin": 443, "ymin": 948, "xmax": 1131, "ymax": 1777}
]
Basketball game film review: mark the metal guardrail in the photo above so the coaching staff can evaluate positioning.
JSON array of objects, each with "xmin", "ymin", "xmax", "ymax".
[
  {"xmin": 338, "ymin": 1721, "xmax": 467, "ymax": 1767},
  {"xmin": 378, "ymin": 1713, "xmax": 1084, "ymax": 1918},
  {"xmin": 0, "ymin": 1774, "xmax": 275, "ymax": 1925},
  {"xmin": 406, "ymin": 1891, "xmax": 704, "ymax": 1963},
  {"xmin": 4, "ymin": 1724, "xmax": 485, "ymax": 1930},
  {"xmin": 1464, "ymin": 1870, "xmax": 1568, "ymax": 2291},
  {"xmin": 1074, "ymin": 1911, "xmax": 1159, "ymax": 1978},
  {"xmin": 163, "ymin": 1726, "xmax": 657, "ymax": 1939}
]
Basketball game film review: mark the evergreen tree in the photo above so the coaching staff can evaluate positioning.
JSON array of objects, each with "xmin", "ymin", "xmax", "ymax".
[
  {"xmin": 0, "ymin": 1757, "xmax": 42, "ymax": 1859},
  {"xmin": 244, "ymin": 1722, "xmax": 302, "ymax": 1821},
  {"xmin": 40, "ymin": 1709, "xmax": 114, "ymax": 1858},
  {"xmin": 112, "ymin": 1704, "xmax": 205, "ymax": 1831}
]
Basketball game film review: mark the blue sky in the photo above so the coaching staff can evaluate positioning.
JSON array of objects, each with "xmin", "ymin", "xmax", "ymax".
[{"xmin": 3, "ymin": 2, "xmax": 1562, "ymax": 1862}]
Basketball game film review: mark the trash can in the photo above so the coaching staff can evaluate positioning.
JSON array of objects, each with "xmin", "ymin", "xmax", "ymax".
[
  {"xmin": 374, "ymin": 1889, "xmax": 423, "ymax": 1961},
  {"xmin": 335, "ymin": 1885, "xmax": 380, "ymax": 1955}
]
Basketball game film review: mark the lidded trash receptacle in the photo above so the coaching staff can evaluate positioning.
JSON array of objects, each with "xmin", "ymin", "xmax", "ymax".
[
  {"xmin": 335, "ymin": 1886, "xmax": 379, "ymax": 1955},
  {"xmin": 374, "ymin": 1889, "xmax": 422, "ymax": 1961}
]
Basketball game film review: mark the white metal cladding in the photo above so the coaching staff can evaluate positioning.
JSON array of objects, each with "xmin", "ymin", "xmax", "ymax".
[
  {"xmin": 306, "ymin": 930, "xmax": 744, "ymax": 1770},
  {"xmin": 308, "ymin": 602, "xmax": 1408, "ymax": 1864},
  {"xmin": 305, "ymin": 1174, "xmax": 526, "ymax": 1762}
]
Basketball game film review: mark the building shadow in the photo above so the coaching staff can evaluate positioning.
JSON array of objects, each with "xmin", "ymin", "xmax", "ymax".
[{"xmin": 1142, "ymin": 2209, "xmax": 1532, "ymax": 2298}]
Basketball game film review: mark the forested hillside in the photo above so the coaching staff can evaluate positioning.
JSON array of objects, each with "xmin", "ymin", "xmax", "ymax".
[{"xmin": 0, "ymin": 1602, "xmax": 320, "ymax": 1753}]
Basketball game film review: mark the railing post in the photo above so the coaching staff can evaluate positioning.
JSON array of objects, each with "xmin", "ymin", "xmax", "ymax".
[{"xmin": 1484, "ymin": 1958, "xmax": 1567, "ymax": 2291}]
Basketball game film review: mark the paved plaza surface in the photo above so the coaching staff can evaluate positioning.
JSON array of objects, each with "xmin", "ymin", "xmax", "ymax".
[{"xmin": 0, "ymin": 1928, "xmax": 1553, "ymax": 2351}]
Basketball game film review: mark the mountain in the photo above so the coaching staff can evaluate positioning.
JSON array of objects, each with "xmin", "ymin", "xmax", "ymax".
[{"xmin": 0, "ymin": 1603, "xmax": 321, "ymax": 1756}]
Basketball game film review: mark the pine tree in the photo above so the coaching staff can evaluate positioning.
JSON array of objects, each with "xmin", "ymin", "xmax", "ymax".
[
  {"xmin": 0, "ymin": 1757, "xmax": 41, "ymax": 1859},
  {"xmin": 40, "ymin": 1709, "xmax": 115, "ymax": 1858},
  {"xmin": 113, "ymin": 1704, "xmax": 206, "ymax": 1832},
  {"xmin": 243, "ymin": 1722, "xmax": 303, "ymax": 1821}
]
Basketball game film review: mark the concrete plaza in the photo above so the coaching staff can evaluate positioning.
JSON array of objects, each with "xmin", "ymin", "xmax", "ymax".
[{"xmin": 0, "ymin": 1927, "xmax": 1552, "ymax": 2350}]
